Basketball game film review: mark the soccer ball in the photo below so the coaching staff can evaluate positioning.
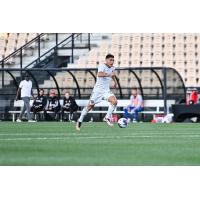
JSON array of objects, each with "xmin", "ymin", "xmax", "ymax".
[{"xmin": 118, "ymin": 118, "xmax": 128, "ymax": 128}]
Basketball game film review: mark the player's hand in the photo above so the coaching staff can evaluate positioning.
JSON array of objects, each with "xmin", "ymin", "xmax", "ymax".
[
  {"xmin": 113, "ymin": 83, "xmax": 118, "ymax": 89},
  {"xmin": 15, "ymin": 97, "xmax": 18, "ymax": 101},
  {"xmin": 111, "ymin": 72, "xmax": 115, "ymax": 77}
]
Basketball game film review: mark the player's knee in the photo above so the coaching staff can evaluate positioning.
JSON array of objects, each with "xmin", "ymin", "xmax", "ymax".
[
  {"xmin": 111, "ymin": 98, "xmax": 117, "ymax": 106},
  {"xmin": 87, "ymin": 104, "xmax": 94, "ymax": 111}
]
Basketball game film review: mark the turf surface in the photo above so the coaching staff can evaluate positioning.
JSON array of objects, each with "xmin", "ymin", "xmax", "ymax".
[{"xmin": 0, "ymin": 122, "xmax": 200, "ymax": 165}]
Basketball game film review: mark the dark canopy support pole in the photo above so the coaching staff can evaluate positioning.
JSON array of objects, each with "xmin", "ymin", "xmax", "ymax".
[
  {"xmin": 130, "ymin": 70, "xmax": 144, "ymax": 98},
  {"xmin": 20, "ymin": 48, "xmax": 23, "ymax": 79},
  {"xmin": 151, "ymin": 69, "xmax": 164, "ymax": 98},
  {"xmin": 56, "ymin": 33, "xmax": 58, "ymax": 46},
  {"xmin": 88, "ymin": 33, "xmax": 91, "ymax": 50},
  {"xmin": 38, "ymin": 35, "xmax": 41, "ymax": 63},
  {"xmin": 67, "ymin": 71, "xmax": 81, "ymax": 99},
  {"xmin": 5, "ymin": 70, "xmax": 18, "ymax": 89},
  {"xmin": 71, "ymin": 34, "xmax": 74, "ymax": 63},
  {"xmin": 86, "ymin": 69, "xmax": 96, "ymax": 82},
  {"xmin": 163, "ymin": 67, "xmax": 167, "ymax": 115},
  {"xmin": 115, "ymin": 75, "xmax": 123, "ymax": 99},
  {"xmin": 2, "ymin": 60, "xmax": 4, "ymax": 87}
]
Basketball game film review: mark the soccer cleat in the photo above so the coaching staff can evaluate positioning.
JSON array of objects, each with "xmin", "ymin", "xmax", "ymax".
[
  {"xmin": 76, "ymin": 120, "xmax": 82, "ymax": 131},
  {"xmin": 16, "ymin": 119, "xmax": 22, "ymax": 122},
  {"xmin": 127, "ymin": 118, "xmax": 131, "ymax": 123},
  {"xmin": 28, "ymin": 120, "xmax": 36, "ymax": 122},
  {"xmin": 132, "ymin": 119, "xmax": 138, "ymax": 123},
  {"xmin": 103, "ymin": 117, "xmax": 114, "ymax": 127}
]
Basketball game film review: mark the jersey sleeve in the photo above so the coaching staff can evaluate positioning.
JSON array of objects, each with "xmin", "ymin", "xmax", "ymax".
[
  {"xmin": 98, "ymin": 65, "xmax": 105, "ymax": 73},
  {"xmin": 136, "ymin": 95, "xmax": 143, "ymax": 107},
  {"xmin": 19, "ymin": 81, "xmax": 23, "ymax": 88}
]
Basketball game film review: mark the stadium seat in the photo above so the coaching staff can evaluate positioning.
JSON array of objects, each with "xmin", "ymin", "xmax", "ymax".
[
  {"xmin": 185, "ymin": 33, "xmax": 195, "ymax": 43},
  {"xmin": 118, "ymin": 72, "xmax": 129, "ymax": 87},
  {"xmin": 142, "ymin": 33, "xmax": 152, "ymax": 43},
  {"xmin": 152, "ymin": 51, "xmax": 162, "ymax": 59},
  {"xmin": 75, "ymin": 71, "xmax": 85, "ymax": 86},
  {"xmin": 153, "ymin": 59, "xmax": 162, "ymax": 67},
  {"xmin": 120, "ymin": 58, "xmax": 130, "ymax": 67},
  {"xmin": 163, "ymin": 33, "xmax": 174, "ymax": 43},
  {"xmin": 131, "ymin": 50, "xmax": 140, "ymax": 59},
  {"xmin": 152, "ymin": 33, "xmax": 162, "ymax": 43},
  {"xmin": 131, "ymin": 58, "xmax": 140, "ymax": 66},
  {"xmin": 141, "ymin": 59, "xmax": 151, "ymax": 67},
  {"xmin": 132, "ymin": 43, "xmax": 141, "ymax": 52},
  {"xmin": 152, "ymin": 43, "xmax": 163, "ymax": 52},
  {"xmin": 85, "ymin": 73, "xmax": 96, "ymax": 88},
  {"xmin": 77, "ymin": 58, "xmax": 87, "ymax": 68}
]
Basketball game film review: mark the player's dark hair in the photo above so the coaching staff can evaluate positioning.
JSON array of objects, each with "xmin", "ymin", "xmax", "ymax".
[
  {"xmin": 132, "ymin": 88, "xmax": 137, "ymax": 91},
  {"xmin": 39, "ymin": 88, "xmax": 44, "ymax": 92},
  {"xmin": 105, "ymin": 54, "xmax": 114, "ymax": 59}
]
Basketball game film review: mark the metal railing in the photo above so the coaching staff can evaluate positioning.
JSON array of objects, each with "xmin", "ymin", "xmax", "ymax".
[{"xmin": 0, "ymin": 33, "xmax": 92, "ymax": 86}]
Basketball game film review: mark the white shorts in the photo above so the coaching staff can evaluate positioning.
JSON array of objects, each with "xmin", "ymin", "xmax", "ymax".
[{"xmin": 89, "ymin": 90, "xmax": 115, "ymax": 105}]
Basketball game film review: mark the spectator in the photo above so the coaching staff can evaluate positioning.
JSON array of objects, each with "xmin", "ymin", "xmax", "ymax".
[
  {"xmin": 124, "ymin": 88, "xmax": 144, "ymax": 122},
  {"xmin": 15, "ymin": 73, "xmax": 35, "ymax": 122},
  {"xmin": 31, "ymin": 89, "xmax": 47, "ymax": 121},
  {"xmin": 45, "ymin": 90, "xmax": 60, "ymax": 120},
  {"xmin": 189, "ymin": 89, "xmax": 198, "ymax": 105},
  {"xmin": 61, "ymin": 92, "xmax": 78, "ymax": 122}
]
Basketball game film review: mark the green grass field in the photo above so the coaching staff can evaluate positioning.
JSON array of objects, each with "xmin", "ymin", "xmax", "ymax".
[{"xmin": 0, "ymin": 122, "xmax": 200, "ymax": 165}]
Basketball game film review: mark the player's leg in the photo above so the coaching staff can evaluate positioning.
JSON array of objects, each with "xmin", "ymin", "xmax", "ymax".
[
  {"xmin": 31, "ymin": 106, "xmax": 36, "ymax": 120},
  {"xmin": 104, "ymin": 94, "xmax": 118, "ymax": 126},
  {"xmin": 133, "ymin": 107, "xmax": 142, "ymax": 122},
  {"xmin": 60, "ymin": 107, "xmax": 66, "ymax": 121},
  {"xmin": 17, "ymin": 98, "xmax": 26, "ymax": 122},
  {"xmin": 24, "ymin": 97, "xmax": 33, "ymax": 121},
  {"xmin": 35, "ymin": 107, "xmax": 43, "ymax": 121},
  {"xmin": 68, "ymin": 107, "xmax": 75, "ymax": 122},
  {"xmin": 76, "ymin": 102, "xmax": 94, "ymax": 131},
  {"xmin": 76, "ymin": 92, "xmax": 102, "ymax": 131},
  {"xmin": 124, "ymin": 106, "xmax": 131, "ymax": 121}
]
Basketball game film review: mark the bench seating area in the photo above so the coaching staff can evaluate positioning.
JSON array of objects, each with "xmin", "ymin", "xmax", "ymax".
[{"xmin": 9, "ymin": 99, "xmax": 175, "ymax": 122}]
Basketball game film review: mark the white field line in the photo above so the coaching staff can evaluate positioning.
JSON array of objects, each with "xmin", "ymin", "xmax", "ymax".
[
  {"xmin": 0, "ymin": 132, "xmax": 199, "ymax": 136},
  {"xmin": 1, "ymin": 135, "xmax": 200, "ymax": 141}
]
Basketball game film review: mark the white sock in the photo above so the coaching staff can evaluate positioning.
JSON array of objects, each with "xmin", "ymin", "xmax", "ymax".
[
  {"xmin": 79, "ymin": 107, "xmax": 89, "ymax": 122},
  {"xmin": 105, "ymin": 104, "xmax": 116, "ymax": 119}
]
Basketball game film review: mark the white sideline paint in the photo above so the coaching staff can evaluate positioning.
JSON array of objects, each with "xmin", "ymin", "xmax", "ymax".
[
  {"xmin": 0, "ymin": 134, "xmax": 200, "ymax": 141},
  {"xmin": 9, "ymin": 99, "xmax": 175, "ymax": 122}
]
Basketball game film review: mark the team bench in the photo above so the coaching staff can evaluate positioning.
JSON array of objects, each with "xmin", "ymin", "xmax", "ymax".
[{"xmin": 9, "ymin": 99, "xmax": 175, "ymax": 122}]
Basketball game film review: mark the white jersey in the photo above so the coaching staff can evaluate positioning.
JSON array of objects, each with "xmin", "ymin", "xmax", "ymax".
[
  {"xmin": 93, "ymin": 64, "xmax": 115, "ymax": 93},
  {"xmin": 19, "ymin": 80, "xmax": 32, "ymax": 98}
]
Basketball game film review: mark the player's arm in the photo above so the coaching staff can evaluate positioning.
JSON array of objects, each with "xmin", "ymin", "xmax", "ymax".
[
  {"xmin": 31, "ymin": 89, "xmax": 35, "ymax": 99},
  {"xmin": 97, "ymin": 71, "xmax": 111, "ymax": 77},
  {"xmin": 15, "ymin": 87, "xmax": 21, "ymax": 101},
  {"xmin": 111, "ymin": 71, "xmax": 118, "ymax": 89}
]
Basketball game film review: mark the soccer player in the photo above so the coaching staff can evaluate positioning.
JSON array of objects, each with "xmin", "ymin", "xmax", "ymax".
[
  {"xmin": 61, "ymin": 91, "xmax": 78, "ymax": 122},
  {"xmin": 31, "ymin": 88, "xmax": 47, "ymax": 121},
  {"xmin": 15, "ymin": 73, "xmax": 35, "ymax": 122},
  {"xmin": 76, "ymin": 53, "xmax": 118, "ymax": 131},
  {"xmin": 124, "ymin": 88, "xmax": 144, "ymax": 122},
  {"xmin": 45, "ymin": 90, "xmax": 61, "ymax": 120}
]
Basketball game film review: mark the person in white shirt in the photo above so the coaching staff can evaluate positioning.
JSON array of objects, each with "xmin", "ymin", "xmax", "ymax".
[
  {"xmin": 15, "ymin": 73, "xmax": 35, "ymax": 122},
  {"xmin": 76, "ymin": 54, "xmax": 118, "ymax": 131},
  {"xmin": 124, "ymin": 88, "xmax": 144, "ymax": 122}
]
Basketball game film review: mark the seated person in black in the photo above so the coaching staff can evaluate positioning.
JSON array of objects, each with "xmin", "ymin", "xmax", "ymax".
[
  {"xmin": 31, "ymin": 88, "xmax": 47, "ymax": 120},
  {"xmin": 61, "ymin": 91, "xmax": 78, "ymax": 122},
  {"xmin": 45, "ymin": 90, "xmax": 60, "ymax": 120}
]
